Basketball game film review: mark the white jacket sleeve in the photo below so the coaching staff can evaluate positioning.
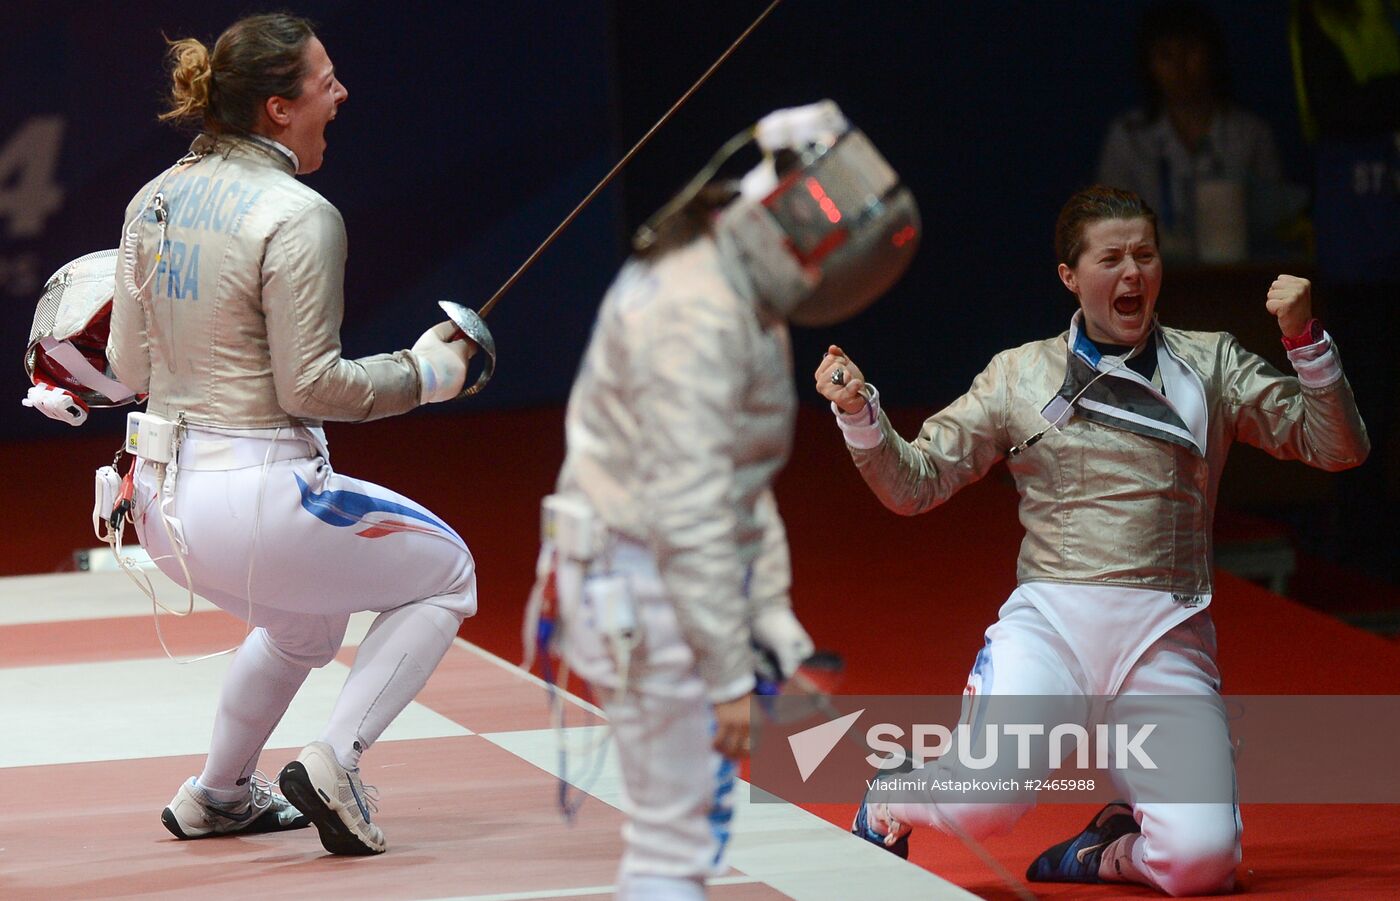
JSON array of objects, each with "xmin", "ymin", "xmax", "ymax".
[{"xmin": 748, "ymin": 488, "xmax": 792, "ymax": 615}]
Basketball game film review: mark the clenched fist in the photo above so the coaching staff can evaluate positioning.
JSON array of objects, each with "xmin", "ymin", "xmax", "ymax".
[
  {"xmin": 1265, "ymin": 275, "xmax": 1313, "ymax": 339},
  {"xmin": 815, "ymin": 344, "xmax": 868, "ymax": 415}
]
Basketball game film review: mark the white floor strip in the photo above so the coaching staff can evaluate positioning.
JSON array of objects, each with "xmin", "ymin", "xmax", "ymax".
[
  {"xmin": 483, "ymin": 726, "xmax": 977, "ymax": 901},
  {"xmin": 0, "ymin": 655, "xmax": 469, "ymax": 768},
  {"xmin": 452, "ymin": 636, "xmax": 606, "ymax": 717},
  {"xmin": 0, "ymin": 569, "xmax": 379, "ymax": 644},
  {"xmin": 0, "ymin": 570, "xmax": 215, "ymax": 625},
  {"xmin": 426, "ymin": 875, "xmax": 761, "ymax": 901}
]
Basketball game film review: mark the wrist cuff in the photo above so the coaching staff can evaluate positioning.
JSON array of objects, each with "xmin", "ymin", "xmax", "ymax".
[
  {"xmin": 833, "ymin": 385, "xmax": 884, "ymax": 449},
  {"xmin": 1286, "ymin": 328, "xmax": 1344, "ymax": 389}
]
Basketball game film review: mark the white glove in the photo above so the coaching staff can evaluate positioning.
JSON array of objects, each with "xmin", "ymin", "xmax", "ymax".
[
  {"xmin": 412, "ymin": 320, "xmax": 475, "ymax": 404},
  {"xmin": 752, "ymin": 606, "xmax": 815, "ymax": 681},
  {"xmin": 754, "ymin": 100, "xmax": 848, "ymax": 153},
  {"xmin": 22, "ymin": 383, "xmax": 89, "ymax": 426},
  {"xmin": 742, "ymin": 101, "xmax": 849, "ymax": 201}
]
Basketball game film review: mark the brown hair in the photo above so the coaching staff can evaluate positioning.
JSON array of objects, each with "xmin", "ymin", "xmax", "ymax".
[
  {"xmin": 631, "ymin": 148, "xmax": 801, "ymax": 261},
  {"xmin": 1054, "ymin": 185, "xmax": 1159, "ymax": 267},
  {"xmin": 632, "ymin": 182, "xmax": 740, "ymax": 261},
  {"xmin": 159, "ymin": 13, "xmax": 316, "ymax": 133}
]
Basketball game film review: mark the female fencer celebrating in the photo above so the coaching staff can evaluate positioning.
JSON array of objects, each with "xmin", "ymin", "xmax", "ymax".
[
  {"xmin": 822, "ymin": 185, "xmax": 1367, "ymax": 896},
  {"xmin": 110, "ymin": 13, "xmax": 479, "ymax": 856}
]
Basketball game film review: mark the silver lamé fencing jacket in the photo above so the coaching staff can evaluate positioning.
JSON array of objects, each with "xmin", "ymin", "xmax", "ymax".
[
  {"xmin": 850, "ymin": 323, "xmax": 1368, "ymax": 597},
  {"xmin": 555, "ymin": 237, "xmax": 798, "ymax": 701},
  {"xmin": 109, "ymin": 134, "xmax": 421, "ymax": 429}
]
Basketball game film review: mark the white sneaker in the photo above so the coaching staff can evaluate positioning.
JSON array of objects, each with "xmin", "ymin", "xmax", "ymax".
[
  {"xmin": 277, "ymin": 741, "xmax": 387, "ymax": 855},
  {"xmin": 161, "ymin": 773, "xmax": 310, "ymax": 839}
]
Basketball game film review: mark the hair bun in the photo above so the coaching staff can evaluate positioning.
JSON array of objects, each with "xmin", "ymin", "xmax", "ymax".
[{"xmin": 159, "ymin": 38, "xmax": 213, "ymax": 123}]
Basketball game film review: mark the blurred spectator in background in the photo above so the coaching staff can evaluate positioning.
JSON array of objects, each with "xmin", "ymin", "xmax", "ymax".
[
  {"xmin": 1290, "ymin": 0, "xmax": 1400, "ymax": 581},
  {"xmin": 1098, "ymin": 0, "xmax": 1287, "ymax": 262}
]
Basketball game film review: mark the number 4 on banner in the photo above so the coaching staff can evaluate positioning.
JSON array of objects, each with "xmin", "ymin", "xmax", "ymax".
[{"xmin": 0, "ymin": 115, "xmax": 65, "ymax": 239}]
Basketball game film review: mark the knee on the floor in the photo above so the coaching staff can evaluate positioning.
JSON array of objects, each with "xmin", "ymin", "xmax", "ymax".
[
  {"xmin": 939, "ymin": 800, "xmax": 1032, "ymax": 840},
  {"xmin": 1146, "ymin": 827, "xmax": 1240, "ymax": 896}
]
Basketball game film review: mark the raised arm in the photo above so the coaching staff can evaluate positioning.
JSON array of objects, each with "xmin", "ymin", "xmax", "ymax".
[
  {"xmin": 1224, "ymin": 275, "xmax": 1369, "ymax": 470},
  {"xmin": 817, "ymin": 345, "xmax": 1010, "ymax": 516}
]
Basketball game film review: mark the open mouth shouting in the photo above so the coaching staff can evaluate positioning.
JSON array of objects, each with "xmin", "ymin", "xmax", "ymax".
[{"xmin": 1113, "ymin": 292, "xmax": 1145, "ymax": 320}]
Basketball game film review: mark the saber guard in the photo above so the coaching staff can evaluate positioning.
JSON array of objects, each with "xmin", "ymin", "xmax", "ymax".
[{"xmin": 437, "ymin": 300, "xmax": 497, "ymax": 398}]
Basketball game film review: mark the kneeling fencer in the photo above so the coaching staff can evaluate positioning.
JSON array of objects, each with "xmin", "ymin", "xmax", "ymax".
[
  {"xmin": 820, "ymin": 185, "xmax": 1369, "ymax": 896},
  {"xmin": 27, "ymin": 13, "xmax": 480, "ymax": 856},
  {"xmin": 529, "ymin": 101, "xmax": 919, "ymax": 899}
]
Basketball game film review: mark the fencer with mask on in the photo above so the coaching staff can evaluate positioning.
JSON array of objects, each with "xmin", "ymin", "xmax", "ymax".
[
  {"xmin": 24, "ymin": 13, "xmax": 483, "ymax": 857},
  {"xmin": 526, "ymin": 100, "xmax": 919, "ymax": 901}
]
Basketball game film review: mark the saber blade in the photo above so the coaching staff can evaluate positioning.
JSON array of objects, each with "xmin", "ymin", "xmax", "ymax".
[
  {"xmin": 476, "ymin": 0, "xmax": 783, "ymax": 320},
  {"xmin": 440, "ymin": 0, "xmax": 783, "ymax": 399}
]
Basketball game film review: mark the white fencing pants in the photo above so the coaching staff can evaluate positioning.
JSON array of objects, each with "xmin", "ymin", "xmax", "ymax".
[
  {"xmin": 133, "ymin": 427, "xmax": 476, "ymax": 789},
  {"xmin": 886, "ymin": 586, "xmax": 1239, "ymax": 896},
  {"xmin": 557, "ymin": 539, "xmax": 736, "ymax": 899}
]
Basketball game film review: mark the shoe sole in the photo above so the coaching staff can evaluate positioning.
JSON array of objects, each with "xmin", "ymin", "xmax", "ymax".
[
  {"xmin": 278, "ymin": 761, "xmax": 384, "ymax": 856},
  {"xmin": 160, "ymin": 801, "xmax": 311, "ymax": 840},
  {"xmin": 160, "ymin": 806, "xmax": 193, "ymax": 840},
  {"xmin": 1025, "ymin": 803, "xmax": 1137, "ymax": 883}
]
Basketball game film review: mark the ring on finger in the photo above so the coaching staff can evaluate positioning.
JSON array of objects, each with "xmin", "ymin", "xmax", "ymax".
[{"xmin": 830, "ymin": 367, "xmax": 847, "ymax": 387}]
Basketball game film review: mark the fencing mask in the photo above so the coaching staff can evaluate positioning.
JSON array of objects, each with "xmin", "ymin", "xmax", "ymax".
[
  {"xmin": 668, "ymin": 100, "xmax": 920, "ymax": 326},
  {"xmin": 23, "ymin": 249, "xmax": 138, "ymax": 425}
]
